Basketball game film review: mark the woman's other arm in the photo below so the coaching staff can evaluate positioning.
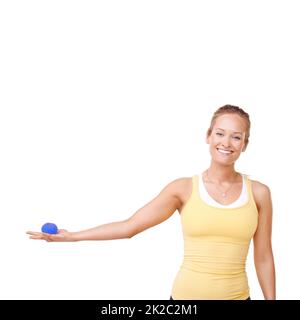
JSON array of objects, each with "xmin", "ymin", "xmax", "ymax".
[{"xmin": 253, "ymin": 182, "xmax": 276, "ymax": 300}]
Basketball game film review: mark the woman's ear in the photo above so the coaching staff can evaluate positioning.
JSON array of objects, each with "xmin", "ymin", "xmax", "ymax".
[
  {"xmin": 206, "ymin": 133, "xmax": 210, "ymax": 144},
  {"xmin": 242, "ymin": 142, "xmax": 248, "ymax": 152}
]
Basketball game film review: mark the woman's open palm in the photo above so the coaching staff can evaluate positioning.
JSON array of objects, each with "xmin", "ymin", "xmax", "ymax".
[{"xmin": 26, "ymin": 229, "xmax": 72, "ymax": 242}]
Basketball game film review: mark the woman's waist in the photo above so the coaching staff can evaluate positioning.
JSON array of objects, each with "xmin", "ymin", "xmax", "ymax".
[
  {"xmin": 172, "ymin": 266, "xmax": 249, "ymax": 300},
  {"xmin": 181, "ymin": 259, "xmax": 246, "ymax": 275},
  {"xmin": 182, "ymin": 237, "xmax": 249, "ymax": 272}
]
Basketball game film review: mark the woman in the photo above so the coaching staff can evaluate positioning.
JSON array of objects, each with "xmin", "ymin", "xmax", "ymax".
[{"xmin": 27, "ymin": 105, "xmax": 276, "ymax": 300}]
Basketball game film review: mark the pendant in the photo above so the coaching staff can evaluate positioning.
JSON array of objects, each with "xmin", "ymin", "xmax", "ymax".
[{"xmin": 222, "ymin": 193, "xmax": 226, "ymax": 197}]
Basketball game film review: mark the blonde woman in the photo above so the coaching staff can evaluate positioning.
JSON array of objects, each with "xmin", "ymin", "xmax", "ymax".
[{"xmin": 27, "ymin": 105, "xmax": 276, "ymax": 300}]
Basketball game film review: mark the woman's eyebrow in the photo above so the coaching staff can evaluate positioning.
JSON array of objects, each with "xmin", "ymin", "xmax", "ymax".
[{"xmin": 216, "ymin": 128, "xmax": 242, "ymax": 134}]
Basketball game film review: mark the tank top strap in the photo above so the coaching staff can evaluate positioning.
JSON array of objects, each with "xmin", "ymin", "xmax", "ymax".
[
  {"xmin": 192, "ymin": 174, "xmax": 199, "ymax": 196},
  {"xmin": 244, "ymin": 175, "xmax": 257, "ymax": 209}
]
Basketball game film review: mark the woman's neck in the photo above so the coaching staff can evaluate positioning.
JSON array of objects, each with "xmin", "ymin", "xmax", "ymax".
[{"xmin": 205, "ymin": 162, "xmax": 238, "ymax": 183}]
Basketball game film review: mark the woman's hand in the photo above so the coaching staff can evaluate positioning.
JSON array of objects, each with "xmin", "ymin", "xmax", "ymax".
[{"xmin": 26, "ymin": 229, "xmax": 74, "ymax": 242}]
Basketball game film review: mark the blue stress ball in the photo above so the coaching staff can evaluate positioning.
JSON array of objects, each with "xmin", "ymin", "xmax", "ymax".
[{"xmin": 41, "ymin": 223, "xmax": 58, "ymax": 234}]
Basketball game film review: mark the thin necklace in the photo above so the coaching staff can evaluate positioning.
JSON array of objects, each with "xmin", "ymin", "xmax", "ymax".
[{"xmin": 205, "ymin": 170, "xmax": 239, "ymax": 198}]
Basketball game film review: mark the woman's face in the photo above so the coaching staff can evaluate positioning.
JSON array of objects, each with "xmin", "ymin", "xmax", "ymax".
[{"xmin": 206, "ymin": 113, "xmax": 247, "ymax": 166}]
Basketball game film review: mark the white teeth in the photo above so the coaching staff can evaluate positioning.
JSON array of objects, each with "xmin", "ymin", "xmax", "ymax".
[{"xmin": 217, "ymin": 149, "xmax": 232, "ymax": 154}]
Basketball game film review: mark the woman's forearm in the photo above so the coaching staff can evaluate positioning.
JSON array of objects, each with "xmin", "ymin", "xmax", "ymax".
[
  {"xmin": 254, "ymin": 255, "xmax": 276, "ymax": 300},
  {"xmin": 70, "ymin": 219, "xmax": 132, "ymax": 241}
]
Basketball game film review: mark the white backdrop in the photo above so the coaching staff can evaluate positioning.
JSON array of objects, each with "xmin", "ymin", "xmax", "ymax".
[{"xmin": 0, "ymin": 0, "xmax": 299, "ymax": 300}]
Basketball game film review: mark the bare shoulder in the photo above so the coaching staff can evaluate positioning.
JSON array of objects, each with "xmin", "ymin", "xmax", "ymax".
[
  {"xmin": 250, "ymin": 179, "xmax": 272, "ymax": 210},
  {"xmin": 167, "ymin": 177, "xmax": 193, "ymax": 211}
]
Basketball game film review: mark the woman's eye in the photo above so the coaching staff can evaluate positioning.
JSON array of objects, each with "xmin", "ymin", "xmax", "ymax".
[{"xmin": 216, "ymin": 132, "xmax": 240, "ymax": 140}]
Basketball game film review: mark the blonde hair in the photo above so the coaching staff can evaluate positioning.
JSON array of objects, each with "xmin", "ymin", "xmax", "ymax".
[{"xmin": 207, "ymin": 105, "xmax": 251, "ymax": 147}]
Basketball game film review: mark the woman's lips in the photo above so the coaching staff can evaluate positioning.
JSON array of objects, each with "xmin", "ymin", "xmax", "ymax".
[{"xmin": 217, "ymin": 148, "xmax": 233, "ymax": 155}]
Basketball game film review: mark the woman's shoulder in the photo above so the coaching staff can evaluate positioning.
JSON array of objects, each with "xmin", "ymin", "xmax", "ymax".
[
  {"xmin": 171, "ymin": 176, "xmax": 194, "ymax": 188},
  {"xmin": 248, "ymin": 177, "xmax": 271, "ymax": 193},
  {"xmin": 248, "ymin": 177, "xmax": 272, "ymax": 209},
  {"xmin": 168, "ymin": 176, "xmax": 194, "ymax": 205}
]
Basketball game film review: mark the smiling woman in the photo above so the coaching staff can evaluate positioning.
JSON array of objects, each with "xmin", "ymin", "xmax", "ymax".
[
  {"xmin": 26, "ymin": 104, "xmax": 276, "ymax": 300},
  {"xmin": 169, "ymin": 105, "xmax": 275, "ymax": 300}
]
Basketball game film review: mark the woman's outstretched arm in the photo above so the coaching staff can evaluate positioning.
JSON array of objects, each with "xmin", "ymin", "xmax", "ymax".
[{"xmin": 27, "ymin": 178, "xmax": 183, "ymax": 242}]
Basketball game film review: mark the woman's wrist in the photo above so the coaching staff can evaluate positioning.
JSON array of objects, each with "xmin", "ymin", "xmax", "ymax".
[{"xmin": 69, "ymin": 232, "xmax": 81, "ymax": 242}]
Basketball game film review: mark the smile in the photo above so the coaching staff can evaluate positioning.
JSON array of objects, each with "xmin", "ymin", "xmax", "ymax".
[{"xmin": 217, "ymin": 148, "xmax": 233, "ymax": 155}]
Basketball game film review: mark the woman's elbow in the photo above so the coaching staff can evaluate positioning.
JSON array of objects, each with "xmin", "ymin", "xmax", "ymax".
[
  {"xmin": 254, "ymin": 248, "xmax": 274, "ymax": 264},
  {"xmin": 125, "ymin": 219, "xmax": 144, "ymax": 238}
]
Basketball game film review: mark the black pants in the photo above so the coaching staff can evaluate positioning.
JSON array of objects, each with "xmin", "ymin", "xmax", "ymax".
[{"xmin": 170, "ymin": 296, "xmax": 251, "ymax": 300}]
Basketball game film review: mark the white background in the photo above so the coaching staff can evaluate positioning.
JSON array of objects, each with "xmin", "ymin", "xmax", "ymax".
[{"xmin": 0, "ymin": 0, "xmax": 299, "ymax": 300}]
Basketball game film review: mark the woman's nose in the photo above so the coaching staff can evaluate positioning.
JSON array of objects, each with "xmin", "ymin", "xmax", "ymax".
[{"xmin": 221, "ymin": 137, "xmax": 231, "ymax": 148}]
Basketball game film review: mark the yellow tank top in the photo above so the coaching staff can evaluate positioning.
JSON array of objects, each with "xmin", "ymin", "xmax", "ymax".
[{"xmin": 171, "ymin": 174, "xmax": 258, "ymax": 300}]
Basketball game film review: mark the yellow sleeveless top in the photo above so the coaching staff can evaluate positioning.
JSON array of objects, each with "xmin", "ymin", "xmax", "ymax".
[{"xmin": 171, "ymin": 174, "xmax": 258, "ymax": 300}]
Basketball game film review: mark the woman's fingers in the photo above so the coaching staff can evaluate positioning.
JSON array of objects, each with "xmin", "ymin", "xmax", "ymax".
[
  {"xmin": 26, "ymin": 231, "xmax": 42, "ymax": 236},
  {"xmin": 29, "ymin": 235, "xmax": 43, "ymax": 239},
  {"xmin": 27, "ymin": 230, "xmax": 70, "ymax": 242},
  {"xmin": 27, "ymin": 231, "xmax": 53, "ymax": 241},
  {"xmin": 27, "ymin": 231, "xmax": 44, "ymax": 240}
]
